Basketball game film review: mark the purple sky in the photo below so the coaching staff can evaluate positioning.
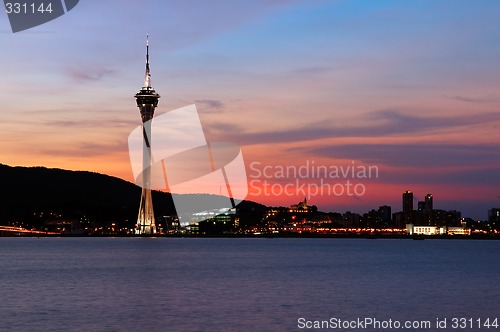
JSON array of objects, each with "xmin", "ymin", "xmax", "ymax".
[{"xmin": 1, "ymin": 0, "xmax": 499, "ymax": 219}]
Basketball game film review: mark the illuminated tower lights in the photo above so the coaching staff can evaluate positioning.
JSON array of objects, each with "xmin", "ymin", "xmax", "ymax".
[{"xmin": 134, "ymin": 35, "xmax": 160, "ymax": 235}]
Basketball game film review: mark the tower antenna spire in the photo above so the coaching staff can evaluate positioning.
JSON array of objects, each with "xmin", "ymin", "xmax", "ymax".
[{"xmin": 144, "ymin": 34, "xmax": 151, "ymax": 88}]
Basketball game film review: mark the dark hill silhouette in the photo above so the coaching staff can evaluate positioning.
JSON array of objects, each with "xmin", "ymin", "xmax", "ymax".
[{"xmin": 0, "ymin": 164, "xmax": 266, "ymax": 227}]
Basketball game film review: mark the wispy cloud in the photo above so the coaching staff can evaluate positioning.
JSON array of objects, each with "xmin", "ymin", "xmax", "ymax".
[
  {"xmin": 65, "ymin": 66, "xmax": 116, "ymax": 82},
  {"xmin": 365, "ymin": 109, "xmax": 500, "ymax": 133},
  {"xmin": 195, "ymin": 99, "xmax": 225, "ymax": 113},
  {"xmin": 283, "ymin": 142, "xmax": 500, "ymax": 193},
  {"xmin": 46, "ymin": 119, "xmax": 138, "ymax": 128},
  {"xmin": 445, "ymin": 95, "xmax": 499, "ymax": 104},
  {"xmin": 41, "ymin": 140, "xmax": 127, "ymax": 157},
  {"xmin": 207, "ymin": 110, "xmax": 500, "ymax": 145},
  {"xmin": 304, "ymin": 143, "xmax": 500, "ymax": 168},
  {"xmin": 289, "ymin": 66, "xmax": 332, "ymax": 76}
]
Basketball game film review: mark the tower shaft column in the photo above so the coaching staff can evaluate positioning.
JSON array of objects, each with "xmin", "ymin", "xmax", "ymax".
[{"xmin": 136, "ymin": 119, "xmax": 155, "ymax": 234}]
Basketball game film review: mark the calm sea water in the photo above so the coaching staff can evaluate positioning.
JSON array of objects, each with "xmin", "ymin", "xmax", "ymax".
[{"xmin": 0, "ymin": 238, "xmax": 498, "ymax": 331}]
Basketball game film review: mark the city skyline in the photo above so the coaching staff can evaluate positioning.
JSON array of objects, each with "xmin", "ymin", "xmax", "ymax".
[
  {"xmin": 1, "ymin": 1, "xmax": 500, "ymax": 219},
  {"xmin": 0, "ymin": 161, "xmax": 499, "ymax": 236}
]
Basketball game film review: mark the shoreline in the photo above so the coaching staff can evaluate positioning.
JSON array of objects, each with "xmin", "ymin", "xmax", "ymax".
[{"xmin": 1, "ymin": 233, "xmax": 499, "ymax": 240}]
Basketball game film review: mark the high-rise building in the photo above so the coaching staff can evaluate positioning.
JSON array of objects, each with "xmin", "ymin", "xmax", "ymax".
[
  {"xmin": 424, "ymin": 194, "xmax": 433, "ymax": 213},
  {"xmin": 402, "ymin": 190, "xmax": 413, "ymax": 224},
  {"xmin": 402, "ymin": 191, "xmax": 413, "ymax": 214},
  {"xmin": 378, "ymin": 205, "xmax": 392, "ymax": 223},
  {"xmin": 412, "ymin": 193, "xmax": 433, "ymax": 225},
  {"xmin": 488, "ymin": 208, "xmax": 500, "ymax": 229},
  {"xmin": 424, "ymin": 193, "xmax": 433, "ymax": 225},
  {"xmin": 134, "ymin": 35, "xmax": 160, "ymax": 235}
]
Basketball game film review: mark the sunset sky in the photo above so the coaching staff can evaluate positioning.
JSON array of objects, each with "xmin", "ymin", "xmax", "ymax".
[{"xmin": 1, "ymin": 0, "xmax": 499, "ymax": 219}]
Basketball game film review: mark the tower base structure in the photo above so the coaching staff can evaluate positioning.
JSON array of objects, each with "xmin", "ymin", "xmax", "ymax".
[{"xmin": 136, "ymin": 187, "xmax": 156, "ymax": 234}]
